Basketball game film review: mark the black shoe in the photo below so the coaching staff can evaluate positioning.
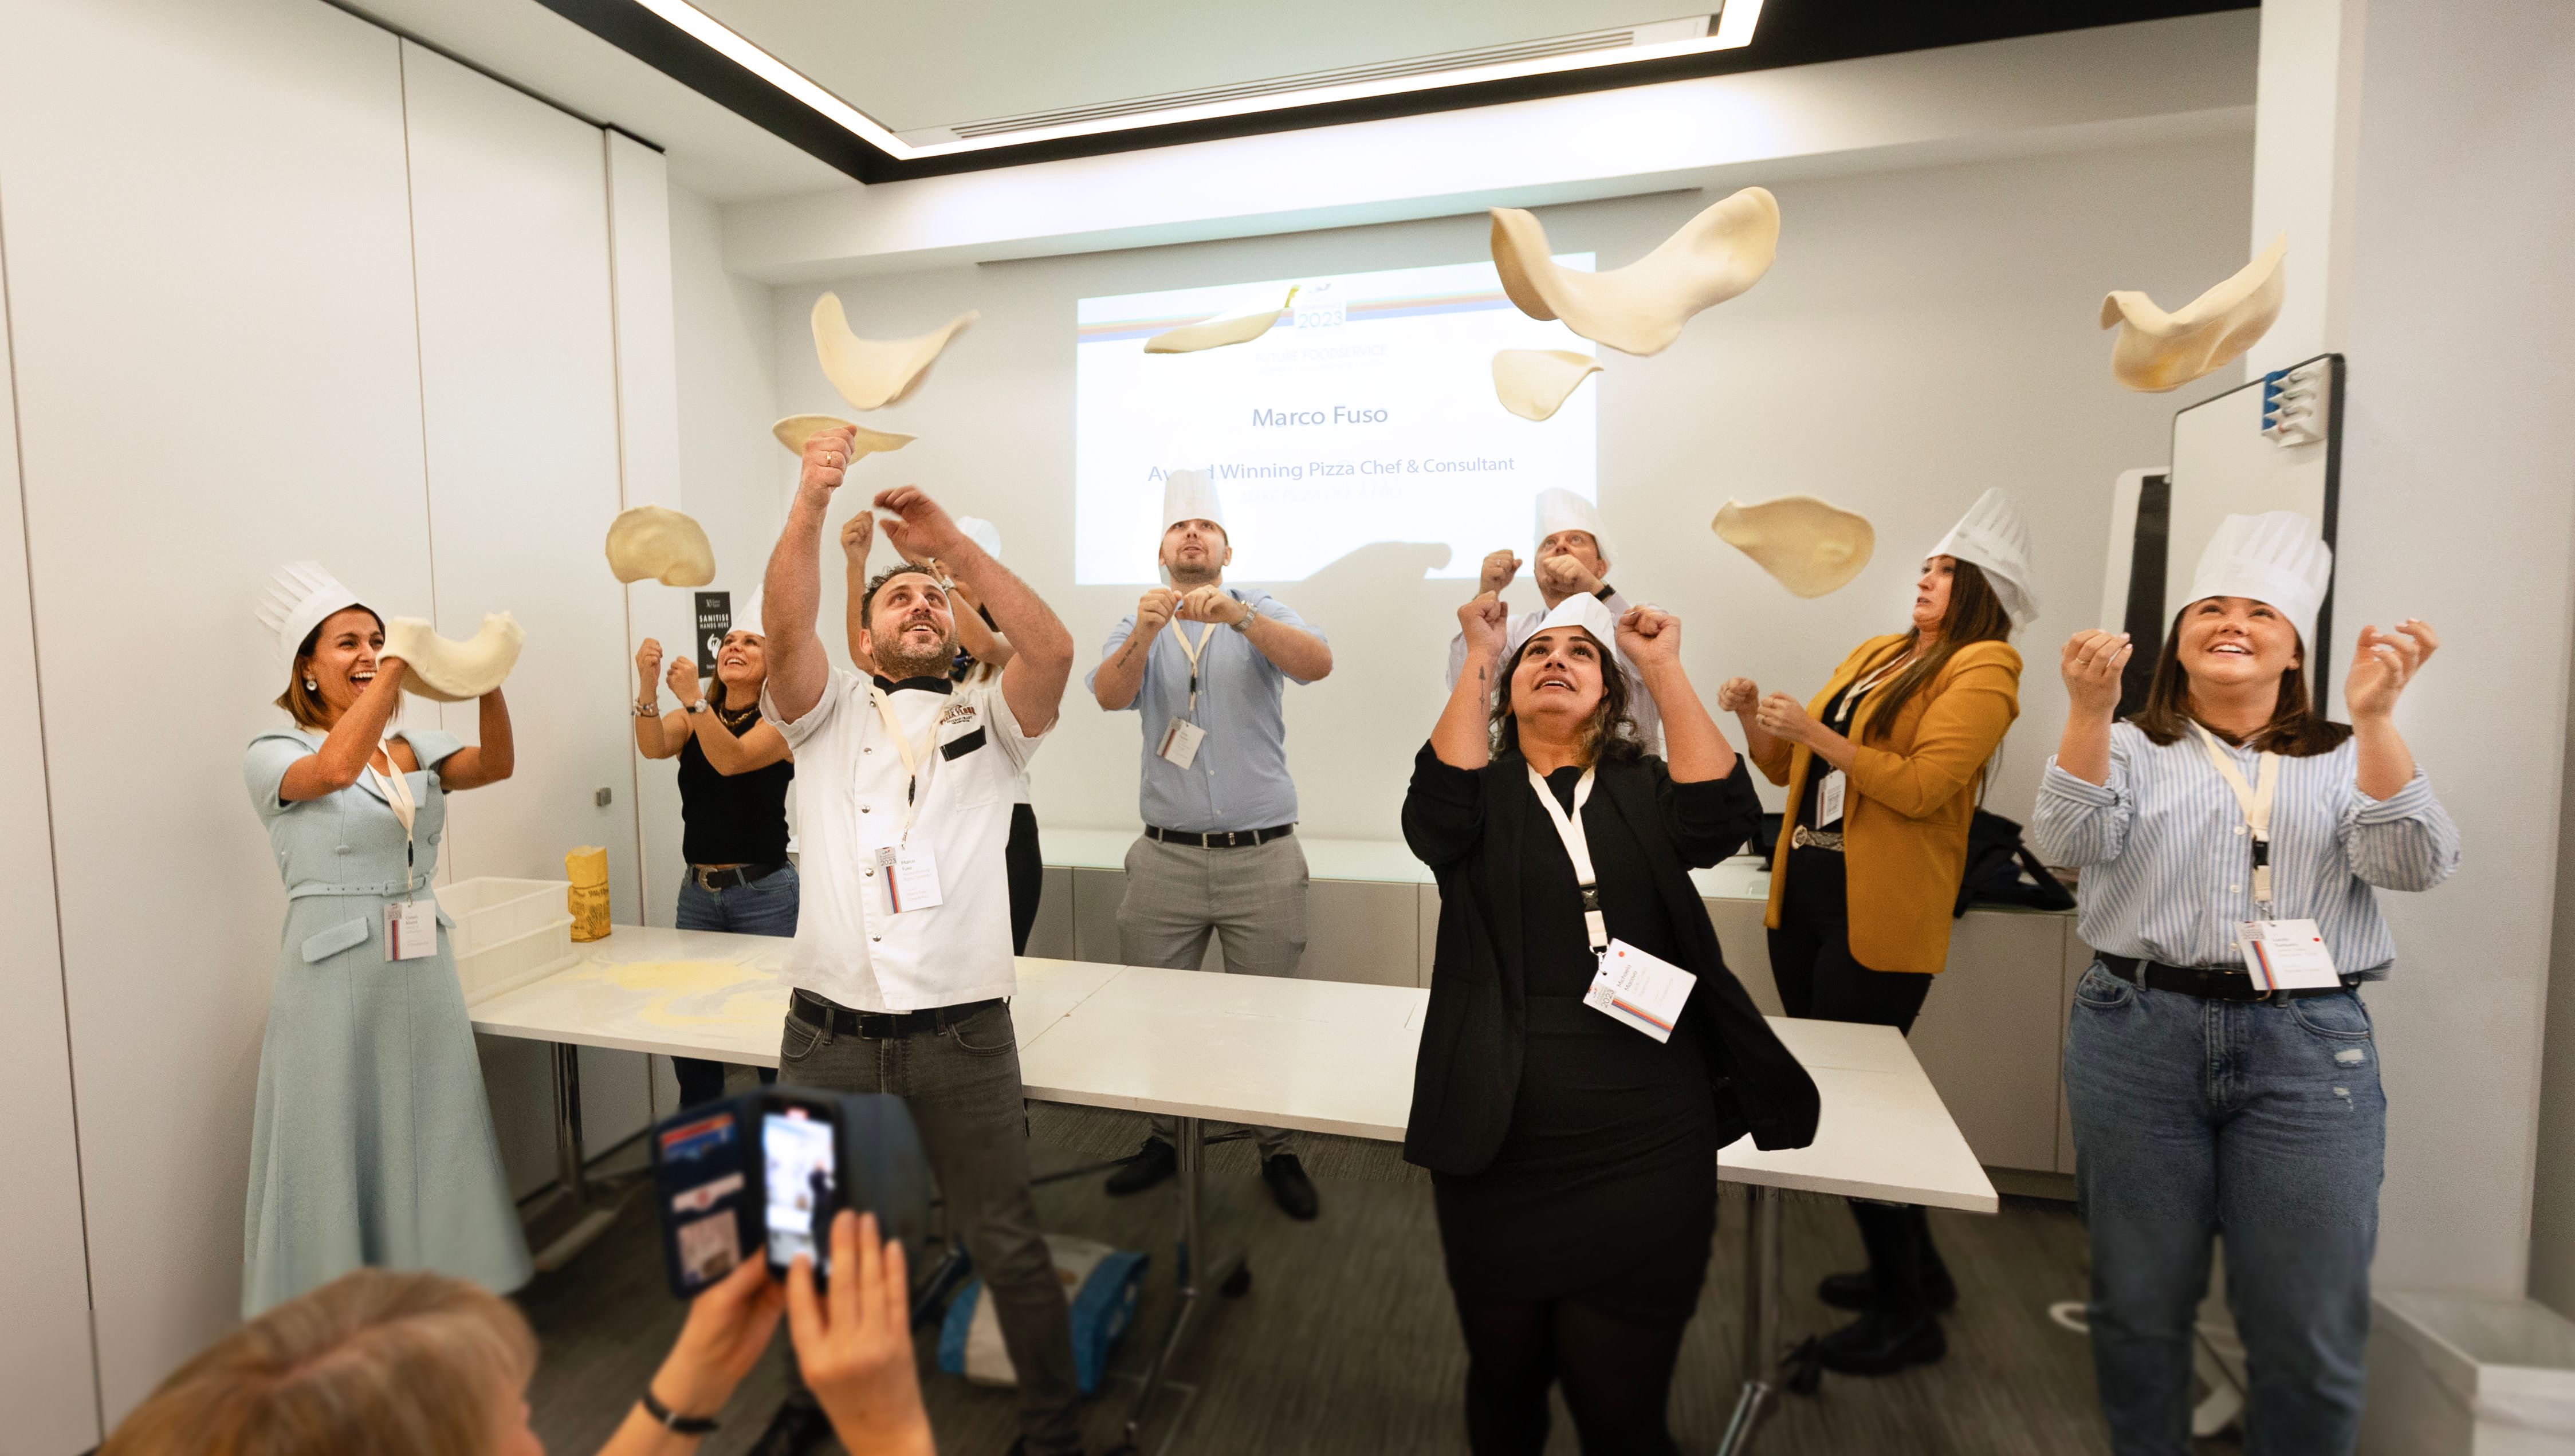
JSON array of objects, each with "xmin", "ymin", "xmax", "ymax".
[
  {"xmin": 1104, "ymin": 1136, "xmax": 1176, "ymax": 1196},
  {"xmin": 1003, "ymin": 1443, "xmax": 1087, "ymax": 1456},
  {"xmin": 745, "ymin": 1399, "xmax": 834, "ymax": 1456},
  {"xmin": 1261, "ymin": 1152, "xmax": 1320, "ymax": 1221},
  {"xmin": 1810, "ymin": 1307, "xmax": 1947, "ymax": 1376},
  {"xmin": 1818, "ymin": 1260, "xmax": 1957, "ymax": 1312}
]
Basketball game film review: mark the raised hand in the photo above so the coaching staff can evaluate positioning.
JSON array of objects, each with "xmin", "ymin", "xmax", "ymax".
[
  {"xmin": 871, "ymin": 486, "xmax": 965, "ymax": 565},
  {"xmin": 2059, "ymin": 630, "xmax": 2133, "ymax": 721},
  {"xmin": 1177, "ymin": 584, "xmax": 1247, "ymax": 625},
  {"xmin": 839, "ymin": 511, "xmax": 874, "ymax": 565},
  {"xmin": 1755, "ymin": 691, "xmax": 1818, "ymax": 746},
  {"xmin": 799, "ymin": 424, "xmax": 858, "ymax": 507},
  {"xmin": 1135, "ymin": 587, "xmax": 1181, "ymax": 637},
  {"xmin": 666, "ymin": 656, "xmax": 705, "ymax": 706},
  {"xmin": 1534, "ymin": 552, "xmax": 1603, "ymax": 599},
  {"xmin": 1457, "ymin": 593, "xmax": 1509, "ymax": 660},
  {"xmin": 2346, "ymin": 619, "xmax": 2437, "ymax": 721},
  {"xmin": 787, "ymin": 1213, "xmax": 934, "ymax": 1456},
  {"xmin": 1479, "ymin": 550, "xmax": 1523, "ymax": 596},
  {"xmin": 646, "ymin": 1252, "xmax": 787, "ymax": 1427},
  {"xmin": 1617, "ymin": 605, "xmax": 1681, "ymax": 667},
  {"xmin": 636, "ymin": 638, "xmax": 664, "ymax": 696},
  {"xmin": 1716, "ymin": 677, "xmax": 1760, "ymax": 715}
]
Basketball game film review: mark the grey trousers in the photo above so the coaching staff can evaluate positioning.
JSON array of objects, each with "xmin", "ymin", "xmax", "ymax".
[
  {"xmin": 1117, "ymin": 833, "xmax": 1308, "ymax": 1156},
  {"xmin": 776, "ymin": 1001, "xmax": 1083, "ymax": 1455}
]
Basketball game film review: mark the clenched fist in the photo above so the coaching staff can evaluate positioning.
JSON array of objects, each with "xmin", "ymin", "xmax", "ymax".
[
  {"xmin": 1135, "ymin": 587, "xmax": 1180, "ymax": 637},
  {"xmin": 799, "ymin": 424, "xmax": 859, "ymax": 506},
  {"xmin": 1715, "ymin": 677, "xmax": 1760, "ymax": 715},
  {"xmin": 1479, "ymin": 550, "xmax": 1523, "ymax": 596}
]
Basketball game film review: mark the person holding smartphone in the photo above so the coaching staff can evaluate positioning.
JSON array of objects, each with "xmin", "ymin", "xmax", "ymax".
[{"xmin": 2035, "ymin": 512, "xmax": 2455, "ymax": 1454}]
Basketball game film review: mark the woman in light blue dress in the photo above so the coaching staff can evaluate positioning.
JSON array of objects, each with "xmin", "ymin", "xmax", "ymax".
[{"xmin": 240, "ymin": 562, "xmax": 531, "ymax": 1315}]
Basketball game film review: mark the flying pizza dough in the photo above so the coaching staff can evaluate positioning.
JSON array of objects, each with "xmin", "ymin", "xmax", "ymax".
[
  {"xmin": 384, "ymin": 613, "xmax": 524, "ymax": 702},
  {"xmin": 1492, "ymin": 349, "xmax": 1602, "ymax": 422},
  {"xmin": 1711, "ymin": 497, "xmax": 1876, "ymax": 599},
  {"xmin": 605, "ymin": 505, "xmax": 717, "ymax": 588},
  {"xmin": 1491, "ymin": 186, "xmax": 1780, "ymax": 357},
  {"xmin": 2100, "ymin": 234, "xmax": 2287, "ymax": 392},
  {"xmin": 771, "ymin": 414, "xmax": 917, "ymax": 458},
  {"xmin": 811, "ymin": 294, "xmax": 976, "ymax": 411},
  {"xmin": 1145, "ymin": 286, "xmax": 1299, "ymax": 354}
]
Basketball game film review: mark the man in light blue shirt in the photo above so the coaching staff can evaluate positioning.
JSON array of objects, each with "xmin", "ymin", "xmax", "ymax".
[{"xmin": 1086, "ymin": 469, "xmax": 1333, "ymax": 1218}]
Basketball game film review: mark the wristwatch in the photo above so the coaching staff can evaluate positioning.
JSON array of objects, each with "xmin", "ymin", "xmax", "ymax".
[
  {"xmin": 685, "ymin": 699, "xmax": 711, "ymax": 714},
  {"xmin": 1594, "ymin": 583, "xmax": 1616, "ymax": 601},
  {"xmin": 1228, "ymin": 601, "xmax": 1253, "ymax": 634}
]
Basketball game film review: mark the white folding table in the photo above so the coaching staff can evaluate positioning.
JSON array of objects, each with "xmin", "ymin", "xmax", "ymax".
[{"xmin": 466, "ymin": 928, "xmax": 1995, "ymax": 1454}]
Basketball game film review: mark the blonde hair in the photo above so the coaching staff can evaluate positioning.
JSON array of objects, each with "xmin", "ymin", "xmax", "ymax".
[{"xmin": 101, "ymin": 1269, "xmax": 536, "ymax": 1456}]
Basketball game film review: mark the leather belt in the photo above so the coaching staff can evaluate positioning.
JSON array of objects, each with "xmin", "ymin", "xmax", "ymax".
[
  {"xmin": 1145, "ymin": 824, "xmax": 1295, "ymax": 849},
  {"xmin": 2097, "ymin": 953, "xmax": 2352, "ymax": 1003},
  {"xmin": 1790, "ymin": 825, "xmax": 1844, "ymax": 852},
  {"xmin": 792, "ymin": 989, "xmax": 1002, "ymax": 1040},
  {"xmin": 692, "ymin": 860, "xmax": 787, "ymax": 892}
]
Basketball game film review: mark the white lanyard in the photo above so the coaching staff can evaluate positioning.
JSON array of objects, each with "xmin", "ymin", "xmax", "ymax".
[
  {"xmin": 2190, "ymin": 721, "xmax": 2282, "ymax": 915},
  {"xmin": 1166, "ymin": 618, "xmax": 1218, "ymax": 718},
  {"xmin": 1527, "ymin": 765, "xmax": 1608, "ymax": 952},
  {"xmin": 868, "ymin": 686, "xmax": 942, "ymax": 841},
  {"xmin": 1831, "ymin": 652, "xmax": 1908, "ymax": 733},
  {"xmin": 365, "ymin": 734, "xmax": 420, "ymax": 888}
]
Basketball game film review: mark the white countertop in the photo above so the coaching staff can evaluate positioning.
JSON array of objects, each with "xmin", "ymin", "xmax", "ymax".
[
  {"xmin": 1040, "ymin": 824, "xmax": 1778, "ymax": 899},
  {"xmin": 468, "ymin": 927, "xmax": 1995, "ymax": 1213}
]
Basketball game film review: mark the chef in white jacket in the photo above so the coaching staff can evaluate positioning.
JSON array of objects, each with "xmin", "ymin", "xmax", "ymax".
[{"xmin": 1446, "ymin": 488, "xmax": 1661, "ymax": 751}]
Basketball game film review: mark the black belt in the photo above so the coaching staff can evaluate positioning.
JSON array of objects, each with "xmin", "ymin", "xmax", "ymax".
[
  {"xmin": 2098, "ymin": 953, "xmax": 2352, "ymax": 1002},
  {"xmin": 791, "ymin": 989, "xmax": 1001, "ymax": 1040},
  {"xmin": 692, "ymin": 860, "xmax": 788, "ymax": 892},
  {"xmin": 1144, "ymin": 823, "xmax": 1294, "ymax": 849}
]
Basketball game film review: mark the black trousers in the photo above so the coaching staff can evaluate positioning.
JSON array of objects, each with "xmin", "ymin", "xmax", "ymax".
[{"xmin": 1007, "ymin": 802, "xmax": 1043, "ymax": 955}]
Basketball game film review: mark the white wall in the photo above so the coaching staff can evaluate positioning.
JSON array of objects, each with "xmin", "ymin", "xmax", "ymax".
[{"xmin": 769, "ymin": 135, "xmax": 2252, "ymax": 842}]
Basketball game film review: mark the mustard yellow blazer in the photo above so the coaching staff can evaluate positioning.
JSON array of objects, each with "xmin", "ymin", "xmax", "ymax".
[{"xmin": 1752, "ymin": 634, "xmax": 2023, "ymax": 976}]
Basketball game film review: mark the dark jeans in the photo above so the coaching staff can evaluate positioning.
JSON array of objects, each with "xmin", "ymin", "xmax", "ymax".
[
  {"xmin": 777, "ymin": 998, "xmax": 1083, "ymax": 1455},
  {"xmin": 1008, "ymin": 802, "xmax": 1043, "ymax": 956},
  {"xmin": 2065, "ymin": 962, "xmax": 2383, "ymax": 1456},
  {"xmin": 670, "ymin": 865, "xmax": 796, "ymax": 1107}
]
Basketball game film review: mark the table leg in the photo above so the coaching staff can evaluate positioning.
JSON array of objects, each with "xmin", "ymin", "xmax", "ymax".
[
  {"xmin": 1716, "ymin": 1185, "xmax": 1785, "ymax": 1456},
  {"xmin": 1121, "ymin": 1116, "xmax": 1246, "ymax": 1454},
  {"xmin": 528, "ymin": 1041, "xmax": 619, "ymax": 1271}
]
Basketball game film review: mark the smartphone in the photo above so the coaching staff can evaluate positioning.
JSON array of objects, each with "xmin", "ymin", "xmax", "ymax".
[
  {"xmin": 761, "ymin": 1091, "xmax": 843, "ymax": 1281},
  {"xmin": 652, "ymin": 1104, "xmax": 755, "ymax": 1296}
]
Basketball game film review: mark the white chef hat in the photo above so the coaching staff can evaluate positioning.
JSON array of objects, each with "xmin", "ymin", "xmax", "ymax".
[
  {"xmin": 956, "ymin": 515, "xmax": 1003, "ymax": 562},
  {"xmin": 1524, "ymin": 591, "xmax": 1621, "ymax": 657},
  {"xmin": 2187, "ymin": 511, "xmax": 2333, "ymax": 651},
  {"xmin": 1533, "ymin": 487, "xmax": 1613, "ymax": 566},
  {"xmin": 255, "ymin": 560, "xmax": 369, "ymax": 668},
  {"xmin": 1160, "ymin": 469, "xmax": 1225, "ymax": 534},
  {"xmin": 731, "ymin": 587, "xmax": 764, "ymax": 640},
  {"xmin": 1928, "ymin": 489, "xmax": 2039, "ymax": 629}
]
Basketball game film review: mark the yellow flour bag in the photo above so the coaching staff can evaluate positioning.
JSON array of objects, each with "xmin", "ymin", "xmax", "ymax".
[{"xmin": 565, "ymin": 845, "xmax": 611, "ymax": 942}]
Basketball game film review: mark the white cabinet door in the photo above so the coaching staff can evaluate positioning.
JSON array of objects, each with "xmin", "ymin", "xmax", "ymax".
[{"xmin": 399, "ymin": 42, "xmax": 650, "ymax": 1160}]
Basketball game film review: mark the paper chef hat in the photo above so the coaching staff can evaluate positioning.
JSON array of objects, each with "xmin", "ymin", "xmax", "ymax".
[
  {"xmin": 1928, "ymin": 489, "xmax": 2039, "ymax": 629},
  {"xmin": 731, "ymin": 587, "xmax": 764, "ymax": 640},
  {"xmin": 256, "ymin": 560, "xmax": 369, "ymax": 667},
  {"xmin": 1533, "ymin": 488, "xmax": 1613, "ymax": 566},
  {"xmin": 2187, "ymin": 511, "xmax": 2333, "ymax": 650},
  {"xmin": 956, "ymin": 515, "xmax": 1003, "ymax": 563},
  {"xmin": 1527, "ymin": 591, "xmax": 1621, "ymax": 655},
  {"xmin": 1160, "ymin": 470, "xmax": 1225, "ymax": 534}
]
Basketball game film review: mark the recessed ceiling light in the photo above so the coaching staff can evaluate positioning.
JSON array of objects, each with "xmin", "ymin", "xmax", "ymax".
[{"xmin": 619, "ymin": 1, "xmax": 1764, "ymax": 162}]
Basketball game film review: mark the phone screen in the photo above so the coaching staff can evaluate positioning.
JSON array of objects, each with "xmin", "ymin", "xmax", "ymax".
[{"xmin": 763, "ymin": 1104, "xmax": 838, "ymax": 1276}]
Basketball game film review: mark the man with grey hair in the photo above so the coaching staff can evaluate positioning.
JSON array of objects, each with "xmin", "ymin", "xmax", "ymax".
[{"xmin": 1447, "ymin": 486, "xmax": 1661, "ymax": 751}]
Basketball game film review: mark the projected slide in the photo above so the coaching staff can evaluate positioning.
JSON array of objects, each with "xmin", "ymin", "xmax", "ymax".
[{"xmin": 1074, "ymin": 256, "xmax": 1598, "ymax": 585}]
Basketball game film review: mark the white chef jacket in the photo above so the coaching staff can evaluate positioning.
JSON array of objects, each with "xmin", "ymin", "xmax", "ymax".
[
  {"xmin": 763, "ymin": 668, "xmax": 1045, "ymax": 1011},
  {"xmin": 1443, "ymin": 589, "xmax": 1662, "ymax": 753}
]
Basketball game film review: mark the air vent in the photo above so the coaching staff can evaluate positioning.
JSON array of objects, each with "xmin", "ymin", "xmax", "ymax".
[{"xmin": 900, "ymin": 15, "xmax": 1718, "ymax": 145}]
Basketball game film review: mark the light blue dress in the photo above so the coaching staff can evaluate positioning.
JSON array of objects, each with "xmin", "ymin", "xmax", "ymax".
[{"xmin": 240, "ymin": 724, "xmax": 532, "ymax": 1316}]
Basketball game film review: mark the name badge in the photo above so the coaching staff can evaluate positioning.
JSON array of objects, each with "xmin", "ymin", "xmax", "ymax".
[
  {"xmin": 1158, "ymin": 717, "xmax": 1206, "ymax": 769},
  {"xmin": 385, "ymin": 898, "xmax": 438, "ymax": 961},
  {"xmin": 1584, "ymin": 939, "xmax": 1697, "ymax": 1043},
  {"xmin": 1815, "ymin": 769, "xmax": 1847, "ymax": 829},
  {"xmin": 877, "ymin": 844, "xmax": 943, "ymax": 914},
  {"xmin": 2236, "ymin": 918, "xmax": 2340, "ymax": 992}
]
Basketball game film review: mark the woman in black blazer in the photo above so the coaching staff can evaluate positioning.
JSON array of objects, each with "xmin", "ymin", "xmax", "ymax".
[{"xmin": 1405, "ymin": 593, "xmax": 1820, "ymax": 1456}]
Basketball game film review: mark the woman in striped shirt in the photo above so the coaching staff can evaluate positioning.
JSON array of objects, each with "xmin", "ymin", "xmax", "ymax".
[{"xmin": 2033, "ymin": 512, "xmax": 2458, "ymax": 1456}]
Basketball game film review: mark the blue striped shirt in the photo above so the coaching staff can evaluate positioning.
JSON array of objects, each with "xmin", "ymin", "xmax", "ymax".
[{"xmin": 2030, "ymin": 723, "xmax": 2459, "ymax": 979}]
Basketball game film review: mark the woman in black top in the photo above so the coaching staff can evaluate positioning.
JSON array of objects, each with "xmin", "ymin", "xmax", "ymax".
[
  {"xmin": 1406, "ymin": 595, "xmax": 1819, "ymax": 1456},
  {"xmin": 635, "ymin": 628, "xmax": 795, "ymax": 1109}
]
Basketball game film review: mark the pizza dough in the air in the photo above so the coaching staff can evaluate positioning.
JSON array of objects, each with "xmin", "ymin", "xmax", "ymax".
[
  {"xmin": 1492, "ymin": 349, "xmax": 1602, "ymax": 422},
  {"xmin": 1711, "ymin": 496, "xmax": 1876, "ymax": 598},
  {"xmin": 1491, "ymin": 187, "xmax": 1779, "ymax": 357},
  {"xmin": 384, "ymin": 612, "xmax": 524, "ymax": 702},
  {"xmin": 1145, "ymin": 287, "xmax": 1299, "ymax": 353},
  {"xmin": 605, "ymin": 505, "xmax": 717, "ymax": 587},
  {"xmin": 811, "ymin": 294, "xmax": 976, "ymax": 411},
  {"xmin": 772, "ymin": 414, "xmax": 917, "ymax": 458},
  {"xmin": 2100, "ymin": 235, "xmax": 2286, "ymax": 392}
]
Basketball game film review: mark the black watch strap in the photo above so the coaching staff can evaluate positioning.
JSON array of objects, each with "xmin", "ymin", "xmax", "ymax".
[
  {"xmin": 639, "ymin": 1387, "xmax": 720, "ymax": 1435},
  {"xmin": 1594, "ymin": 583, "xmax": 1615, "ymax": 601}
]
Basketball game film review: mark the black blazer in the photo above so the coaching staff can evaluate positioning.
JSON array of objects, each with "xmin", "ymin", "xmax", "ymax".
[{"xmin": 1399, "ymin": 742, "xmax": 1822, "ymax": 1177}]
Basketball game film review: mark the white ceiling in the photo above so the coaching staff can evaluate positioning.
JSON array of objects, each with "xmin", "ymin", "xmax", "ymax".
[
  {"xmin": 689, "ymin": 0, "xmax": 1698, "ymax": 136},
  {"xmin": 337, "ymin": 0, "xmax": 846, "ymax": 202}
]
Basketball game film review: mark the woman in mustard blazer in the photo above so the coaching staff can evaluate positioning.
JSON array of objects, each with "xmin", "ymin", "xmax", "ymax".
[{"xmin": 1718, "ymin": 489, "xmax": 2034, "ymax": 1378}]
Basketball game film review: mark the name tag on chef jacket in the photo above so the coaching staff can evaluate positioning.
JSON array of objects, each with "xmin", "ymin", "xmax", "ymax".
[
  {"xmin": 2236, "ymin": 918, "xmax": 2341, "ymax": 992},
  {"xmin": 876, "ymin": 844, "xmax": 943, "ymax": 914},
  {"xmin": 1816, "ymin": 769, "xmax": 1847, "ymax": 828},
  {"xmin": 1586, "ymin": 939, "xmax": 1697, "ymax": 1043},
  {"xmin": 385, "ymin": 898, "xmax": 438, "ymax": 961},
  {"xmin": 1158, "ymin": 718, "xmax": 1206, "ymax": 769}
]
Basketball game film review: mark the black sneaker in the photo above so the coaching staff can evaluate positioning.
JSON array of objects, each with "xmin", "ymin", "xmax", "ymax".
[
  {"xmin": 1817, "ymin": 1262, "xmax": 1957, "ymax": 1312},
  {"xmin": 1261, "ymin": 1152, "xmax": 1319, "ymax": 1221},
  {"xmin": 1809, "ymin": 1307, "xmax": 1947, "ymax": 1376},
  {"xmin": 1104, "ymin": 1136, "xmax": 1177, "ymax": 1195},
  {"xmin": 745, "ymin": 1399, "xmax": 835, "ymax": 1456}
]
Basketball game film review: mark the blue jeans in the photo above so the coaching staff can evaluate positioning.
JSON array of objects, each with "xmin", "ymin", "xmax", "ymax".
[
  {"xmin": 2063, "ymin": 961, "xmax": 2384, "ymax": 1456},
  {"xmin": 671, "ymin": 864, "xmax": 799, "ymax": 1107}
]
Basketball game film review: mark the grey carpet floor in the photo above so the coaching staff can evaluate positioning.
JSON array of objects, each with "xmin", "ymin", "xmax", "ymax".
[{"xmin": 517, "ymin": 1103, "xmax": 2215, "ymax": 1455}]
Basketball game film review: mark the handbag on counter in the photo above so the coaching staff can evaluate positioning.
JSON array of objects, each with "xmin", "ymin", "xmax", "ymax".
[{"xmin": 1952, "ymin": 809, "xmax": 2075, "ymax": 916}]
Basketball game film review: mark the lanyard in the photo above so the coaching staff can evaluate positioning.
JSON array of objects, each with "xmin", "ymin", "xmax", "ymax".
[
  {"xmin": 1831, "ymin": 652, "xmax": 1908, "ymax": 734},
  {"xmin": 365, "ymin": 735, "xmax": 419, "ymax": 888},
  {"xmin": 1527, "ymin": 765, "xmax": 1607, "ymax": 952},
  {"xmin": 1167, "ymin": 619, "xmax": 1218, "ymax": 719},
  {"xmin": 868, "ymin": 686, "xmax": 942, "ymax": 841},
  {"xmin": 2190, "ymin": 721, "xmax": 2281, "ymax": 916}
]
